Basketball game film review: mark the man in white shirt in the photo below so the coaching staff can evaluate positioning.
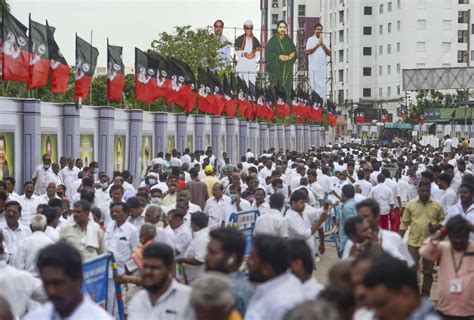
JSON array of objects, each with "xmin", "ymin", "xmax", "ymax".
[
  {"xmin": 246, "ymin": 235, "xmax": 305, "ymax": 320},
  {"xmin": 437, "ymin": 172, "xmax": 458, "ymax": 214},
  {"xmin": 442, "ymin": 135, "xmax": 453, "ymax": 153},
  {"xmin": 18, "ymin": 181, "xmax": 41, "ymax": 226},
  {"xmin": 38, "ymin": 182, "xmax": 60, "ymax": 204},
  {"xmin": 305, "ymin": 23, "xmax": 331, "ymax": 100},
  {"xmin": 60, "ymin": 157, "xmax": 80, "ymax": 198},
  {"xmin": 288, "ymin": 165, "xmax": 305, "ymax": 193},
  {"xmin": 17, "ymin": 214, "xmax": 54, "ymax": 276},
  {"xmin": 219, "ymin": 166, "xmax": 235, "ymax": 190},
  {"xmin": 443, "ymin": 183, "xmax": 474, "ymax": 240},
  {"xmin": 126, "ymin": 197, "xmax": 146, "ymax": 230},
  {"xmin": 128, "ymin": 243, "xmax": 193, "ymax": 319},
  {"xmin": 47, "ymin": 162, "xmax": 63, "ymax": 186},
  {"xmin": 213, "ymin": 19, "xmax": 232, "ymax": 69},
  {"xmin": 227, "ymin": 184, "xmax": 252, "ymax": 223},
  {"xmin": 180, "ymin": 148, "xmax": 192, "ymax": 165},
  {"xmin": 32, "ymin": 153, "xmax": 52, "ymax": 195},
  {"xmin": 204, "ymin": 183, "xmax": 232, "ymax": 229},
  {"xmin": 258, "ymin": 159, "xmax": 273, "ymax": 182},
  {"xmin": 5, "ymin": 177, "xmax": 20, "ymax": 201},
  {"xmin": 0, "ymin": 201, "xmax": 32, "ymax": 266},
  {"xmin": 24, "ymin": 243, "xmax": 113, "ymax": 320},
  {"xmin": 254, "ymin": 193, "xmax": 288, "ymax": 238},
  {"xmin": 307, "ymin": 170, "xmax": 324, "ymax": 207},
  {"xmin": 100, "ymin": 184, "xmax": 124, "ymax": 226},
  {"xmin": 368, "ymin": 174, "xmax": 394, "ymax": 230},
  {"xmin": 166, "ymin": 209, "xmax": 192, "ymax": 259}
]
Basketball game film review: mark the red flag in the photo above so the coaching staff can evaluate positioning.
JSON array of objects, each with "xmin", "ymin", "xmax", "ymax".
[
  {"xmin": 166, "ymin": 58, "xmax": 196, "ymax": 112},
  {"xmin": 135, "ymin": 48, "xmax": 157, "ymax": 103},
  {"xmin": 46, "ymin": 21, "xmax": 69, "ymax": 93},
  {"xmin": 2, "ymin": 12, "xmax": 29, "ymax": 82},
  {"xmin": 107, "ymin": 43, "xmax": 125, "ymax": 101},
  {"xmin": 223, "ymin": 74, "xmax": 237, "ymax": 117},
  {"xmin": 74, "ymin": 35, "xmax": 99, "ymax": 103},
  {"xmin": 197, "ymin": 68, "xmax": 213, "ymax": 113},
  {"xmin": 28, "ymin": 17, "xmax": 50, "ymax": 89},
  {"xmin": 328, "ymin": 112, "xmax": 337, "ymax": 127},
  {"xmin": 147, "ymin": 50, "xmax": 171, "ymax": 100}
]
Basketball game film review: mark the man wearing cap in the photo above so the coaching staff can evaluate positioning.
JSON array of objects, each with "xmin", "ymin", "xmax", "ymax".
[
  {"xmin": 200, "ymin": 165, "xmax": 220, "ymax": 198},
  {"xmin": 234, "ymin": 20, "xmax": 261, "ymax": 85}
]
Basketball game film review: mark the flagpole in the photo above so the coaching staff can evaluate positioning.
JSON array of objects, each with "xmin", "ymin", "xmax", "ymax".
[
  {"xmin": 89, "ymin": 29, "xmax": 93, "ymax": 106},
  {"xmin": 28, "ymin": 13, "xmax": 31, "ymax": 99},
  {"xmin": 106, "ymin": 37, "xmax": 109, "ymax": 106}
]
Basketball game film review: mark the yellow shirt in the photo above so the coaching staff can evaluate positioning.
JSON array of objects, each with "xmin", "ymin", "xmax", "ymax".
[
  {"xmin": 228, "ymin": 310, "xmax": 243, "ymax": 320},
  {"xmin": 400, "ymin": 197, "xmax": 445, "ymax": 248},
  {"xmin": 200, "ymin": 176, "xmax": 220, "ymax": 197},
  {"xmin": 59, "ymin": 222, "xmax": 106, "ymax": 260}
]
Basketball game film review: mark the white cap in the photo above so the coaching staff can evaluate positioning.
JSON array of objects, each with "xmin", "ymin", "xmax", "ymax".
[{"xmin": 243, "ymin": 20, "xmax": 253, "ymax": 27}]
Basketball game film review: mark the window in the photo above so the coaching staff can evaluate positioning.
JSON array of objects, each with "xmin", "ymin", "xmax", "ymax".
[
  {"xmin": 379, "ymin": 66, "xmax": 383, "ymax": 75},
  {"xmin": 380, "ymin": 4, "xmax": 383, "ymax": 13},
  {"xmin": 458, "ymin": 50, "xmax": 468, "ymax": 63},
  {"xmin": 363, "ymin": 27, "xmax": 372, "ymax": 35},
  {"xmin": 388, "ymin": 2, "xmax": 392, "ymax": 11},
  {"xmin": 272, "ymin": 0, "xmax": 278, "ymax": 8},
  {"xmin": 379, "ymin": 45, "xmax": 383, "ymax": 55},
  {"xmin": 338, "ymin": 90, "xmax": 344, "ymax": 104},
  {"xmin": 459, "ymin": 0, "xmax": 470, "ymax": 4},
  {"xmin": 283, "ymin": 11, "xmax": 286, "ymax": 20},
  {"xmin": 387, "ymin": 87, "xmax": 391, "ymax": 97},
  {"xmin": 363, "ymin": 88, "xmax": 372, "ymax": 97},
  {"xmin": 388, "ymin": 23, "xmax": 392, "ymax": 33},
  {"xmin": 417, "ymin": 0, "xmax": 427, "ymax": 9},
  {"xmin": 272, "ymin": 14, "xmax": 278, "ymax": 24},
  {"xmin": 397, "ymin": 63, "xmax": 401, "ymax": 74},
  {"xmin": 379, "ymin": 25, "xmax": 383, "ymax": 35},
  {"xmin": 442, "ymin": 42, "xmax": 451, "ymax": 52},
  {"xmin": 459, "ymin": 11, "xmax": 469, "ymax": 23},
  {"xmin": 339, "ymin": 30, "xmax": 344, "ymax": 42},
  {"xmin": 387, "ymin": 65, "xmax": 391, "ymax": 75},
  {"xmin": 363, "ymin": 67, "xmax": 372, "ymax": 76},
  {"xmin": 298, "ymin": 4, "xmax": 305, "ymax": 16},
  {"xmin": 472, "ymin": 24, "xmax": 474, "ymax": 33},
  {"xmin": 363, "ymin": 47, "xmax": 372, "ymax": 55},
  {"xmin": 397, "ymin": 42, "xmax": 400, "ymax": 52},
  {"xmin": 458, "ymin": 30, "xmax": 468, "ymax": 43},
  {"xmin": 364, "ymin": 6, "xmax": 372, "ymax": 15},
  {"xmin": 282, "ymin": 0, "xmax": 286, "ymax": 6},
  {"xmin": 416, "ymin": 42, "xmax": 426, "ymax": 52},
  {"xmin": 417, "ymin": 19, "xmax": 427, "ymax": 30},
  {"xmin": 339, "ymin": 10, "xmax": 344, "ymax": 23},
  {"xmin": 379, "ymin": 88, "xmax": 383, "ymax": 97},
  {"xmin": 338, "ymin": 50, "xmax": 344, "ymax": 62},
  {"xmin": 397, "ymin": 20, "xmax": 401, "ymax": 31},
  {"xmin": 298, "ymin": 20, "xmax": 305, "ymax": 29},
  {"xmin": 387, "ymin": 44, "xmax": 391, "ymax": 54},
  {"xmin": 443, "ymin": 20, "xmax": 452, "ymax": 31},
  {"xmin": 338, "ymin": 69, "xmax": 344, "ymax": 82}
]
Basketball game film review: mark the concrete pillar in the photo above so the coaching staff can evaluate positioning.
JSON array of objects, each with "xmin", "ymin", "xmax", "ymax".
[
  {"xmin": 268, "ymin": 124, "xmax": 277, "ymax": 150},
  {"xmin": 320, "ymin": 127, "xmax": 326, "ymax": 147},
  {"xmin": 98, "ymin": 106, "xmax": 115, "ymax": 177},
  {"xmin": 129, "ymin": 110, "xmax": 143, "ymax": 187},
  {"xmin": 296, "ymin": 125, "xmax": 303, "ymax": 152},
  {"xmin": 211, "ymin": 116, "xmax": 222, "ymax": 161},
  {"xmin": 63, "ymin": 103, "xmax": 80, "ymax": 159},
  {"xmin": 315, "ymin": 126, "xmax": 321, "ymax": 148},
  {"xmin": 277, "ymin": 124, "xmax": 284, "ymax": 150},
  {"xmin": 154, "ymin": 112, "xmax": 168, "ymax": 155},
  {"xmin": 310, "ymin": 125, "xmax": 317, "ymax": 147},
  {"xmin": 176, "ymin": 113, "xmax": 187, "ymax": 153},
  {"xmin": 303, "ymin": 125, "xmax": 310, "ymax": 151},
  {"xmin": 259, "ymin": 123, "xmax": 268, "ymax": 156},
  {"xmin": 239, "ymin": 120, "xmax": 248, "ymax": 160},
  {"xmin": 194, "ymin": 114, "xmax": 206, "ymax": 151},
  {"xmin": 249, "ymin": 122, "xmax": 258, "ymax": 156},
  {"xmin": 226, "ymin": 117, "xmax": 236, "ymax": 164},
  {"xmin": 22, "ymin": 99, "xmax": 41, "ymax": 184},
  {"xmin": 285, "ymin": 125, "xmax": 291, "ymax": 151}
]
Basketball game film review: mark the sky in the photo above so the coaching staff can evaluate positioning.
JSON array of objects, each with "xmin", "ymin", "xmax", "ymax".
[{"xmin": 10, "ymin": 0, "xmax": 261, "ymax": 67}]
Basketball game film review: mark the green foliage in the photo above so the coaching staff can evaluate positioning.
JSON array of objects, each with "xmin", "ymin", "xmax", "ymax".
[
  {"xmin": 406, "ymin": 89, "xmax": 466, "ymax": 123},
  {"xmin": 150, "ymin": 25, "xmax": 231, "ymax": 72}
]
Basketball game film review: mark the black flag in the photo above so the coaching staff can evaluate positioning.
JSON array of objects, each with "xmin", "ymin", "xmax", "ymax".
[{"xmin": 428, "ymin": 123, "xmax": 436, "ymax": 135}]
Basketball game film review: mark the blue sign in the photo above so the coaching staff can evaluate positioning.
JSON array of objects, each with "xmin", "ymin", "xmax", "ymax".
[
  {"xmin": 228, "ymin": 210, "xmax": 260, "ymax": 256},
  {"xmin": 82, "ymin": 253, "xmax": 111, "ymax": 309}
]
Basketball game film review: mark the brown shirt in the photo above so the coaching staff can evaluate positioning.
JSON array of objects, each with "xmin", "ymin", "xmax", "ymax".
[{"xmin": 188, "ymin": 180, "xmax": 209, "ymax": 210}]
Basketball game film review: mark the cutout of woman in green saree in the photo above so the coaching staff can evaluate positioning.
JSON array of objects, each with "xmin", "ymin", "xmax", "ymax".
[{"xmin": 266, "ymin": 20, "xmax": 297, "ymax": 101}]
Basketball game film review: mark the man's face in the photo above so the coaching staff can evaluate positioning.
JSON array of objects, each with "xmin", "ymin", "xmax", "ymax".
[
  {"xmin": 72, "ymin": 206, "xmax": 89, "ymax": 225},
  {"xmin": 24, "ymin": 183, "xmax": 34, "ymax": 198},
  {"xmin": 291, "ymin": 199, "xmax": 306, "ymax": 213},
  {"xmin": 365, "ymin": 285, "xmax": 413, "ymax": 320},
  {"xmin": 167, "ymin": 178, "xmax": 178, "ymax": 193},
  {"xmin": 205, "ymin": 239, "xmax": 228, "ymax": 272},
  {"xmin": 358, "ymin": 206, "xmax": 377, "ymax": 230},
  {"xmin": 315, "ymin": 26, "xmax": 323, "ymax": 37},
  {"xmin": 449, "ymin": 232, "xmax": 469, "ymax": 251},
  {"xmin": 347, "ymin": 165, "xmax": 354, "ymax": 174},
  {"xmin": 76, "ymin": 159, "xmax": 83, "ymax": 169},
  {"xmin": 353, "ymin": 220, "xmax": 370, "ymax": 243},
  {"xmin": 47, "ymin": 183, "xmax": 56, "ymax": 196},
  {"xmin": 111, "ymin": 189, "xmax": 123, "ymax": 202},
  {"xmin": 52, "ymin": 163, "xmax": 60, "ymax": 174},
  {"xmin": 176, "ymin": 202, "xmax": 188, "ymax": 216},
  {"xmin": 5, "ymin": 180, "xmax": 13, "ymax": 193},
  {"xmin": 145, "ymin": 209, "xmax": 160, "ymax": 225},
  {"xmin": 141, "ymin": 257, "xmax": 171, "ymax": 293},
  {"xmin": 113, "ymin": 177, "xmax": 123, "ymax": 185},
  {"xmin": 43, "ymin": 155, "xmax": 51, "ymax": 166},
  {"xmin": 458, "ymin": 163, "xmax": 466, "ymax": 172},
  {"xmin": 67, "ymin": 158, "xmax": 75, "ymax": 169},
  {"xmin": 139, "ymin": 229, "xmax": 154, "ymax": 245},
  {"xmin": 129, "ymin": 206, "xmax": 143, "ymax": 219},
  {"xmin": 244, "ymin": 25, "xmax": 252, "ymax": 37},
  {"xmin": 5, "ymin": 205, "xmax": 20, "ymax": 225},
  {"xmin": 417, "ymin": 185, "xmax": 430, "ymax": 203},
  {"xmin": 351, "ymin": 260, "xmax": 372, "ymax": 308},
  {"xmin": 226, "ymin": 167, "xmax": 233, "ymax": 179},
  {"xmin": 248, "ymin": 178, "xmax": 258, "ymax": 190},
  {"xmin": 40, "ymin": 266, "xmax": 82, "ymax": 314},
  {"xmin": 255, "ymin": 190, "xmax": 265, "ymax": 204},
  {"xmin": 214, "ymin": 22, "xmax": 223, "ymax": 36},
  {"xmin": 212, "ymin": 184, "xmax": 223, "ymax": 199},
  {"xmin": 266, "ymin": 160, "xmax": 272, "ymax": 170},
  {"xmin": 459, "ymin": 186, "xmax": 473, "ymax": 204},
  {"xmin": 247, "ymin": 247, "xmax": 265, "ymax": 283},
  {"xmin": 111, "ymin": 205, "xmax": 128, "ymax": 225}
]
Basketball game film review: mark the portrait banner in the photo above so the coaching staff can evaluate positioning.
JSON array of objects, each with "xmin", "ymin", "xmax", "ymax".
[
  {"xmin": 141, "ymin": 135, "xmax": 152, "ymax": 176},
  {"xmin": 41, "ymin": 134, "xmax": 58, "ymax": 163},
  {"xmin": 0, "ymin": 132, "xmax": 14, "ymax": 180},
  {"xmin": 114, "ymin": 135, "xmax": 125, "ymax": 172},
  {"xmin": 80, "ymin": 134, "xmax": 94, "ymax": 167}
]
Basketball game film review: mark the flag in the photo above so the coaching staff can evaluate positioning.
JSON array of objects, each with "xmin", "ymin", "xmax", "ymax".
[
  {"xmin": 167, "ymin": 57, "xmax": 196, "ymax": 112},
  {"xmin": 428, "ymin": 123, "xmax": 436, "ymax": 135},
  {"xmin": 419, "ymin": 113, "xmax": 425, "ymax": 125},
  {"xmin": 275, "ymin": 84, "xmax": 290, "ymax": 117},
  {"xmin": 107, "ymin": 42, "xmax": 125, "ymax": 101},
  {"xmin": 223, "ymin": 73, "xmax": 237, "ymax": 117},
  {"xmin": 135, "ymin": 48, "xmax": 157, "ymax": 103},
  {"xmin": 2, "ymin": 12, "xmax": 29, "ymax": 82},
  {"xmin": 265, "ymin": 87, "xmax": 276, "ymax": 121},
  {"xmin": 451, "ymin": 110, "xmax": 456, "ymax": 119},
  {"xmin": 74, "ymin": 35, "xmax": 99, "ymax": 103},
  {"xmin": 310, "ymin": 90, "xmax": 323, "ymax": 121},
  {"xmin": 197, "ymin": 67, "xmax": 213, "ymax": 114},
  {"xmin": 328, "ymin": 111, "xmax": 337, "ymax": 127},
  {"xmin": 46, "ymin": 20, "xmax": 69, "ymax": 93},
  {"xmin": 247, "ymin": 81, "xmax": 257, "ymax": 120},
  {"xmin": 290, "ymin": 88, "xmax": 302, "ymax": 116},
  {"xmin": 255, "ymin": 84, "xmax": 266, "ymax": 119},
  {"xmin": 28, "ymin": 17, "xmax": 50, "ymax": 89},
  {"xmin": 207, "ymin": 69, "xmax": 225, "ymax": 115},
  {"xmin": 147, "ymin": 50, "xmax": 171, "ymax": 99},
  {"xmin": 237, "ymin": 76, "xmax": 249, "ymax": 119}
]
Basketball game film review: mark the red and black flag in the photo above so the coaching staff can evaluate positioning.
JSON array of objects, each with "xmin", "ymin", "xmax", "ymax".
[
  {"xmin": 46, "ymin": 20, "xmax": 69, "ymax": 93},
  {"xmin": 223, "ymin": 73, "xmax": 237, "ymax": 117},
  {"xmin": 255, "ymin": 84, "xmax": 266, "ymax": 119},
  {"xmin": 135, "ymin": 47, "xmax": 158, "ymax": 103},
  {"xmin": 265, "ymin": 87, "xmax": 276, "ymax": 121},
  {"xmin": 147, "ymin": 50, "xmax": 171, "ymax": 100},
  {"xmin": 74, "ymin": 35, "xmax": 99, "ymax": 103},
  {"xmin": 237, "ymin": 76, "xmax": 250, "ymax": 119},
  {"xmin": 327, "ymin": 101, "xmax": 337, "ymax": 127},
  {"xmin": 208, "ymin": 69, "xmax": 225, "ymax": 116},
  {"xmin": 275, "ymin": 84, "xmax": 290, "ymax": 117},
  {"xmin": 167, "ymin": 57, "xmax": 196, "ymax": 112},
  {"xmin": 197, "ymin": 67, "xmax": 213, "ymax": 114},
  {"xmin": 247, "ymin": 81, "xmax": 257, "ymax": 120},
  {"xmin": 107, "ymin": 41, "xmax": 125, "ymax": 101},
  {"xmin": 310, "ymin": 90, "xmax": 323, "ymax": 122},
  {"xmin": 28, "ymin": 16, "xmax": 50, "ymax": 88},
  {"xmin": 2, "ymin": 12, "xmax": 29, "ymax": 82}
]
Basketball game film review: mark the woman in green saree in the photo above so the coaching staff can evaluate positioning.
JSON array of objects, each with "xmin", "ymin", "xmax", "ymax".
[{"xmin": 266, "ymin": 20, "xmax": 297, "ymax": 101}]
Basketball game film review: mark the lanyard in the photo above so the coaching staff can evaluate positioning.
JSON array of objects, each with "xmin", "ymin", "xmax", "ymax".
[{"xmin": 450, "ymin": 247, "xmax": 465, "ymax": 276}]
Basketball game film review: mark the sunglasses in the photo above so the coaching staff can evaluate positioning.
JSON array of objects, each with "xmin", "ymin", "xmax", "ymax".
[{"xmin": 244, "ymin": 27, "xmax": 253, "ymax": 30}]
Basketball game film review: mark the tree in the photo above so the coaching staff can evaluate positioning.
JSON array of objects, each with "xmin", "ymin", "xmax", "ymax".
[{"xmin": 150, "ymin": 25, "xmax": 231, "ymax": 72}]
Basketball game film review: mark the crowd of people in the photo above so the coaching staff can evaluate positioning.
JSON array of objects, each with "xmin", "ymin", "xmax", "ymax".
[{"xmin": 0, "ymin": 135, "xmax": 473, "ymax": 320}]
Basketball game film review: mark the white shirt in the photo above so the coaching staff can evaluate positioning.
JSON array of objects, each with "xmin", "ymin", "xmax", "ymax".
[
  {"xmin": 45, "ymin": 225, "xmax": 60, "ymax": 242},
  {"xmin": 155, "ymin": 226, "xmax": 176, "ymax": 248},
  {"xmin": 0, "ymin": 223, "xmax": 32, "ymax": 266},
  {"xmin": 246, "ymin": 272, "xmax": 305, "ymax": 320},
  {"xmin": 32, "ymin": 165, "xmax": 52, "ymax": 195},
  {"xmin": 104, "ymin": 221, "xmax": 139, "ymax": 275},
  {"xmin": 127, "ymin": 214, "xmax": 146, "ymax": 230},
  {"xmin": 17, "ymin": 231, "xmax": 54, "ymax": 276},
  {"xmin": 70, "ymin": 178, "xmax": 83, "ymax": 199},
  {"xmin": 342, "ymin": 229, "xmax": 415, "ymax": 267},
  {"xmin": 288, "ymin": 173, "xmax": 303, "ymax": 192},
  {"xmin": 203, "ymin": 195, "xmax": 232, "ymax": 229},
  {"xmin": 18, "ymin": 194, "xmax": 41, "ymax": 225},
  {"xmin": 368, "ymin": 184, "xmax": 394, "ymax": 214},
  {"xmin": 430, "ymin": 182, "xmax": 443, "ymax": 202},
  {"xmin": 317, "ymin": 174, "xmax": 332, "ymax": 194},
  {"xmin": 38, "ymin": 193, "xmax": 60, "ymax": 205},
  {"xmin": 46, "ymin": 172, "xmax": 63, "ymax": 186},
  {"xmin": 7, "ymin": 191, "xmax": 20, "ymax": 202},
  {"xmin": 24, "ymin": 295, "xmax": 113, "ymax": 320},
  {"xmin": 60, "ymin": 166, "xmax": 81, "ymax": 197},
  {"xmin": 302, "ymin": 277, "xmax": 324, "ymax": 301},
  {"xmin": 308, "ymin": 181, "xmax": 325, "ymax": 205},
  {"xmin": 128, "ymin": 280, "xmax": 192, "ymax": 320},
  {"xmin": 0, "ymin": 260, "xmax": 46, "ymax": 318},
  {"xmin": 443, "ymin": 138, "xmax": 453, "ymax": 153},
  {"xmin": 254, "ymin": 208, "xmax": 288, "ymax": 238},
  {"xmin": 397, "ymin": 179, "xmax": 410, "ymax": 207},
  {"xmin": 444, "ymin": 202, "xmax": 474, "ymax": 240},
  {"xmin": 228, "ymin": 197, "xmax": 252, "ymax": 223},
  {"xmin": 354, "ymin": 193, "xmax": 367, "ymax": 204},
  {"xmin": 285, "ymin": 209, "xmax": 315, "ymax": 256},
  {"xmin": 384, "ymin": 178, "xmax": 400, "ymax": 207},
  {"xmin": 440, "ymin": 187, "xmax": 458, "ymax": 214},
  {"xmin": 172, "ymin": 223, "xmax": 192, "ymax": 259},
  {"xmin": 183, "ymin": 227, "xmax": 210, "ymax": 283},
  {"xmin": 356, "ymin": 179, "xmax": 372, "ymax": 197},
  {"xmin": 95, "ymin": 188, "xmax": 111, "ymax": 206},
  {"xmin": 258, "ymin": 167, "xmax": 272, "ymax": 182},
  {"xmin": 180, "ymin": 154, "xmax": 192, "ymax": 165}
]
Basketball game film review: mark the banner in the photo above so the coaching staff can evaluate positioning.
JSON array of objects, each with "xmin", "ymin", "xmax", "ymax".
[
  {"xmin": 228, "ymin": 210, "xmax": 260, "ymax": 256},
  {"xmin": 80, "ymin": 134, "xmax": 94, "ymax": 167},
  {"xmin": 167, "ymin": 135, "xmax": 175, "ymax": 153},
  {"xmin": 82, "ymin": 253, "xmax": 110, "ymax": 308},
  {"xmin": 141, "ymin": 135, "xmax": 152, "ymax": 176},
  {"xmin": 0, "ymin": 133, "xmax": 14, "ymax": 181},
  {"xmin": 187, "ymin": 135, "xmax": 193, "ymax": 151},
  {"xmin": 41, "ymin": 134, "xmax": 58, "ymax": 163},
  {"xmin": 114, "ymin": 135, "xmax": 125, "ymax": 172}
]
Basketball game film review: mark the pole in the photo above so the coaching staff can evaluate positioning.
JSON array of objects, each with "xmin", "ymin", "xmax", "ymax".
[
  {"xmin": 89, "ymin": 29, "xmax": 93, "ymax": 106},
  {"xmin": 465, "ymin": 88, "xmax": 469, "ymax": 138}
]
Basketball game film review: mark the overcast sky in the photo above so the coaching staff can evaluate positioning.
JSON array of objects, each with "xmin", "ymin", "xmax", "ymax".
[{"xmin": 10, "ymin": 0, "xmax": 260, "ymax": 67}]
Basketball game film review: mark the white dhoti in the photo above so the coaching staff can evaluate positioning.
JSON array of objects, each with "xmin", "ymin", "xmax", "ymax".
[
  {"xmin": 235, "ymin": 35, "xmax": 260, "ymax": 86},
  {"xmin": 308, "ymin": 67, "xmax": 327, "ymax": 100}
]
